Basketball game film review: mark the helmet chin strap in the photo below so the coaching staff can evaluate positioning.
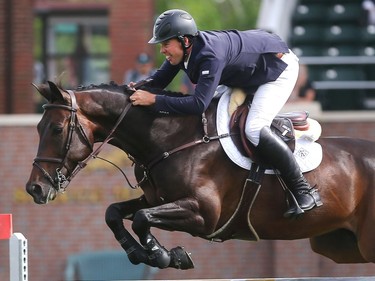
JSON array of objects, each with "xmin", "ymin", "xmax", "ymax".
[{"xmin": 177, "ymin": 35, "xmax": 194, "ymax": 59}]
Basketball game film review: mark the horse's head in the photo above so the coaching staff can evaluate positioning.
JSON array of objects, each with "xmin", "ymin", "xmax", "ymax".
[{"xmin": 26, "ymin": 81, "xmax": 94, "ymax": 204}]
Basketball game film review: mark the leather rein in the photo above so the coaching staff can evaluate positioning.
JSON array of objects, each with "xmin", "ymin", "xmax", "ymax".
[{"xmin": 33, "ymin": 89, "xmax": 232, "ymax": 196}]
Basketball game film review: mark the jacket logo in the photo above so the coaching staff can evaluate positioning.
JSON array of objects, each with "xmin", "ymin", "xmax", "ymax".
[{"xmin": 202, "ymin": 70, "xmax": 210, "ymax": 75}]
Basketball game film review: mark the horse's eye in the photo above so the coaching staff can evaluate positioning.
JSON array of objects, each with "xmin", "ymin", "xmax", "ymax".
[{"xmin": 52, "ymin": 125, "xmax": 63, "ymax": 135}]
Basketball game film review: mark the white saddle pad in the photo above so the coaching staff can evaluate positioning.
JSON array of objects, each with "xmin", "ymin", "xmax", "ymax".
[{"xmin": 215, "ymin": 87, "xmax": 323, "ymax": 174}]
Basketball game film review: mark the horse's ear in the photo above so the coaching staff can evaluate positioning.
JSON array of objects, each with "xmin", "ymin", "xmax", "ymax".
[
  {"xmin": 32, "ymin": 83, "xmax": 52, "ymax": 102},
  {"xmin": 47, "ymin": 81, "xmax": 68, "ymax": 103},
  {"xmin": 31, "ymin": 81, "xmax": 67, "ymax": 103}
]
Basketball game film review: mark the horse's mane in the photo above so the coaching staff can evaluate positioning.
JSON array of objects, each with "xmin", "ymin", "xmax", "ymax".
[
  {"xmin": 74, "ymin": 81, "xmax": 186, "ymax": 98},
  {"xmin": 75, "ymin": 81, "xmax": 128, "ymax": 93},
  {"xmin": 52, "ymin": 73, "xmax": 126, "ymax": 93}
]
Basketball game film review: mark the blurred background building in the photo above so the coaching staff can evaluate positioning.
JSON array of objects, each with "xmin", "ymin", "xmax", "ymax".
[{"xmin": 0, "ymin": 0, "xmax": 154, "ymax": 114}]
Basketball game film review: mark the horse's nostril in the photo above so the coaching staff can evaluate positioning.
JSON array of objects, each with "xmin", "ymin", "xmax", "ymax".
[{"xmin": 31, "ymin": 184, "xmax": 43, "ymax": 197}]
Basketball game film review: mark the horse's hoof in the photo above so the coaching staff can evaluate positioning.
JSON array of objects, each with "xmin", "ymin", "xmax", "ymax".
[
  {"xmin": 169, "ymin": 246, "xmax": 195, "ymax": 270},
  {"xmin": 127, "ymin": 245, "xmax": 147, "ymax": 265},
  {"xmin": 127, "ymin": 252, "xmax": 141, "ymax": 265}
]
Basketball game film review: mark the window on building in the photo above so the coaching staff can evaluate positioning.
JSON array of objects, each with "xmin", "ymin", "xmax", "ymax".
[{"xmin": 46, "ymin": 16, "xmax": 110, "ymax": 88}]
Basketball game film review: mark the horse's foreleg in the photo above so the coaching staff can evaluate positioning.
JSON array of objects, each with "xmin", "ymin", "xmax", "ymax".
[
  {"xmin": 105, "ymin": 196, "xmax": 151, "ymax": 265},
  {"xmin": 131, "ymin": 199, "xmax": 207, "ymax": 270}
]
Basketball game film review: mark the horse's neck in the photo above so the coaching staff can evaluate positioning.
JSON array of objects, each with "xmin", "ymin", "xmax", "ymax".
[
  {"xmin": 121, "ymin": 112, "xmax": 205, "ymax": 164},
  {"xmin": 77, "ymin": 89, "xmax": 129, "ymax": 135},
  {"xmin": 78, "ymin": 89, "xmax": 217, "ymax": 163}
]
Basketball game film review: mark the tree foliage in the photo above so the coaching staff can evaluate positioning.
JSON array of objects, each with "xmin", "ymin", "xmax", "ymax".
[{"xmin": 156, "ymin": 0, "xmax": 260, "ymax": 30}]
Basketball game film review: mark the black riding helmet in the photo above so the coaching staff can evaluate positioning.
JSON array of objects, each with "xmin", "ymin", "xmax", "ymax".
[
  {"xmin": 148, "ymin": 9, "xmax": 198, "ymax": 44},
  {"xmin": 148, "ymin": 9, "xmax": 198, "ymax": 59}
]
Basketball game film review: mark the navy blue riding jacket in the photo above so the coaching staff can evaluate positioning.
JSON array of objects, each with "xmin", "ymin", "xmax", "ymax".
[{"xmin": 148, "ymin": 29, "xmax": 289, "ymax": 115}]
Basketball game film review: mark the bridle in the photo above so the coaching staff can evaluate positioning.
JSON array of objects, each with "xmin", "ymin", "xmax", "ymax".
[
  {"xmin": 32, "ymin": 90, "xmax": 92, "ymax": 195},
  {"xmin": 32, "ymin": 89, "xmax": 132, "ymax": 197}
]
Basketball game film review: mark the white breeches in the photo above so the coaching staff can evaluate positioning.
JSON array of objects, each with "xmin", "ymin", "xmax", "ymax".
[{"xmin": 245, "ymin": 50, "xmax": 299, "ymax": 146}]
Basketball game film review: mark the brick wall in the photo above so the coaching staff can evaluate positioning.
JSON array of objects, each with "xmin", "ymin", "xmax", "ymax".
[
  {"xmin": 0, "ymin": 2, "xmax": 5, "ymax": 112},
  {"xmin": 0, "ymin": 0, "xmax": 34, "ymax": 114},
  {"xmin": 0, "ymin": 115, "xmax": 375, "ymax": 280}
]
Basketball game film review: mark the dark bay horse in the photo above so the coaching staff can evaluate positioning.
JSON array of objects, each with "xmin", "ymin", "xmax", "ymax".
[{"xmin": 26, "ymin": 81, "xmax": 375, "ymax": 270}]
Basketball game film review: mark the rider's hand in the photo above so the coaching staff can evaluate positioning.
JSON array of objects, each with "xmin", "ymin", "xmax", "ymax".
[
  {"xmin": 128, "ymin": 81, "xmax": 137, "ymax": 89},
  {"xmin": 130, "ymin": 90, "xmax": 156, "ymax": 106}
]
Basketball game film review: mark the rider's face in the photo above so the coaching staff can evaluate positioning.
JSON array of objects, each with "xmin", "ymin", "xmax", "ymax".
[{"xmin": 160, "ymin": 38, "xmax": 184, "ymax": 65}]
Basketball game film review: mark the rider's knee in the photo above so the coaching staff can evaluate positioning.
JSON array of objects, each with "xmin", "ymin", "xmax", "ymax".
[{"xmin": 245, "ymin": 123, "xmax": 262, "ymax": 146}]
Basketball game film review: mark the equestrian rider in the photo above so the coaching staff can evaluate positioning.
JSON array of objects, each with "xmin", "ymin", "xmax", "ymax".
[{"xmin": 129, "ymin": 9, "xmax": 322, "ymax": 218}]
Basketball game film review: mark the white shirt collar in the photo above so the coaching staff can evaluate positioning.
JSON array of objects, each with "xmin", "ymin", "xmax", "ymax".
[{"xmin": 184, "ymin": 51, "xmax": 192, "ymax": 69}]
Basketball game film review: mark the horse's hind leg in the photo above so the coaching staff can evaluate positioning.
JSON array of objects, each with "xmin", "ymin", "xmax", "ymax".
[
  {"xmin": 356, "ymin": 210, "xmax": 375, "ymax": 263},
  {"xmin": 310, "ymin": 229, "xmax": 367, "ymax": 263},
  {"xmin": 105, "ymin": 196, "xmax": 152, "ymax": 265}
]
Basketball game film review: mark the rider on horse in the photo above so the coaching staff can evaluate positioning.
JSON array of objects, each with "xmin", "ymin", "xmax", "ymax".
[{"xmin": 129, "ymin": 9, "xmax": 322, "ymax": 218}]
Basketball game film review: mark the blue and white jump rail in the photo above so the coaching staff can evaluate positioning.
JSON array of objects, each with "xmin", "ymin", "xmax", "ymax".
[{"xmin": 0, "ymin": 214, "xmax": 28, "ymax": 281}]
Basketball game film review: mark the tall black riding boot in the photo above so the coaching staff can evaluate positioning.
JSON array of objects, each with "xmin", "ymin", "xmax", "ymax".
[{"xmin": 256, "ymin": 126, "xmax": 322, "ymax": 218}]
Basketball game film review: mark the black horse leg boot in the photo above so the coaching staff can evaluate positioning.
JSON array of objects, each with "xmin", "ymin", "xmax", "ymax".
[{"xmin": 256, "ymin": 126, "xmax": 323, "ymax": 218}]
